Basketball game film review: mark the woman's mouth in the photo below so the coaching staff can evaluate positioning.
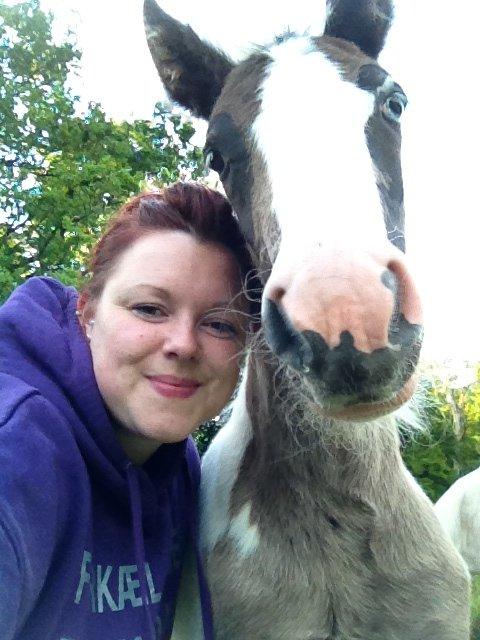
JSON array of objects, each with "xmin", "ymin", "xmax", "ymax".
[{"xmin": 147, "ymin": 374, "xmax": 202, "ymax": 399}]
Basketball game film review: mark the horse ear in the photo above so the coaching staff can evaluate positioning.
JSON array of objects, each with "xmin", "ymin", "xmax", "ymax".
[
  {"xmin": 323, "ymin": 0, "xmax": 394, "ymax": 59},
  {"xmin": 144, "ymin": 0, "xmax": 234, "ymax": 119}
]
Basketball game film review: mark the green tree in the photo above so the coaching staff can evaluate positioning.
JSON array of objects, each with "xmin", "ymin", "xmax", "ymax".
[
  {"xmin": 194, "ymin": 418, "xmax": 223, "ymax": 457},
  {"xmin": 0, "ymin": 0, "xmax": 202, "ymax": 301},
  {"xmin": 401, "ymin": 369, "xmax": 480, "ymax": 502}
]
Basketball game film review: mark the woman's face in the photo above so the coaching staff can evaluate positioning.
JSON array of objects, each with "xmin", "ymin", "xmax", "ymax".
[{"xmin": 80, "ymin": 230, "xmax": 247, "ymax": 463}]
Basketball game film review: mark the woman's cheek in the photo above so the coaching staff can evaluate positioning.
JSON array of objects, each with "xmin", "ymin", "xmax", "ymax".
[{"xmin": 214, "ymin": 342, "xmax": 242, "ymax": 372}]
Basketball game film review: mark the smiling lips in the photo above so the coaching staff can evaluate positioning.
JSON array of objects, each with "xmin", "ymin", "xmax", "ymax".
[{"xmin": 147, "ymin": 374, "xmax": 202, "ymax": 399}]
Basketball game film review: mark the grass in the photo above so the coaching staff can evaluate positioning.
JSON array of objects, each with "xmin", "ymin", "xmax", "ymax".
[{"xmin": 472, "ymin": 576, "xmax": 480, "ymax": 639}]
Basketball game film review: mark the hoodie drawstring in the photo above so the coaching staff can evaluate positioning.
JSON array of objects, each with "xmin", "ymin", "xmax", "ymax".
[
  {"xmin": 126, "ymin": 454, "xmax": 213, "ymax": 640},
  {"xmin": 126, "ymin": 462, "xmax": 157, "ymax": 640}
]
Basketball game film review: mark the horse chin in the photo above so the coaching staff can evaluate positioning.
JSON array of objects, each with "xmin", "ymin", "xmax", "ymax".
[{"xmin": 307, "ymin": 375, "xmax": 418, "ymax": 423}]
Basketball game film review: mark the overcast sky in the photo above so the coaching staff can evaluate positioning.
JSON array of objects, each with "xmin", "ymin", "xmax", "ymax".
[{"xmin": 25, "ymin": 0, "xmax": 480, "ymax": 362}]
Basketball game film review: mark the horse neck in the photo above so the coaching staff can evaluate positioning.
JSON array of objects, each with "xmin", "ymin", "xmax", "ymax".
[{"xmin": 239, "ymin": 346, "xmax": 403, "ymax": 494}]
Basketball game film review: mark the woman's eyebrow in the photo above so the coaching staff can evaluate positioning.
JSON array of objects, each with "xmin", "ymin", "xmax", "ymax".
[
  {"xmin": 122, "ymin": 284, "xmax": 235, "ymax": 310},
  {"xmin": 121, "ymin": 284, "xmax": 172, "ymax": 299}
]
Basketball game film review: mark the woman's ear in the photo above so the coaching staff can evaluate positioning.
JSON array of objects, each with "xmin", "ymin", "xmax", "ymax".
[{"xmin": 76, "ymin": 293, "xmax": 95, "ymax": 338}]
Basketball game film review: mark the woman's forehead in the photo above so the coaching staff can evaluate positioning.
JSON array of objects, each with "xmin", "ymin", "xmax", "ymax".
[{"xmin": 103, "ymin": 230, "xmax": 245, "ymax": 306}]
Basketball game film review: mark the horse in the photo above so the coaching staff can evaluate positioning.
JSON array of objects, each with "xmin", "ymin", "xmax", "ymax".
[
  {"xmin": 435, "ymin": 467, "xmax": 480, "ymax": 576},
  {"xmin": 143, "ymin": 0, "xmax": 471, "ymax": 637}
]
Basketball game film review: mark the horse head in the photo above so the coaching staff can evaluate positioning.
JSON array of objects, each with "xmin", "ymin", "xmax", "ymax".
[{"xmin": 144, "ymin": 0, "xmax": 423, "ymax": 422}]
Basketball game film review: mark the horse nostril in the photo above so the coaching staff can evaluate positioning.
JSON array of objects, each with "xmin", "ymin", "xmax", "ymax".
[
  {"xmin": 382, "ymin": 268, "xmax": 400, "ymax": 327},
  {"xmin": 381, "ymin": 268, "xmax": 397, "ymax": 295},
  {"xmin": 385, "ymin": 258, "xmax": 423, "ymax": 327},
  {"xmin": 268, "ymin": 286, "xmax": 286, "ymax": 304},
  {"xmin": 263, "ymin": 299, "xmax": 314, "ymax": 372}
]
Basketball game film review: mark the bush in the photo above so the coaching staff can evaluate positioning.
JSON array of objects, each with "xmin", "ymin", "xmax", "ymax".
[{"xmin": 402, "ymin": 372, "xmax": 480, "ymax": 502}]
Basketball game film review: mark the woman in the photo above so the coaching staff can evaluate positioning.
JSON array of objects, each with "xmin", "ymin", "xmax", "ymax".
[{"xmin": 0, "ymin": 183, "xmax": 253, "ymax": 640}]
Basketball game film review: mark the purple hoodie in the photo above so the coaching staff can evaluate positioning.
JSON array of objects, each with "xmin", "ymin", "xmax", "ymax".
[{"xmin": 0, "ymin": 277, "xmax": 214, "ymax": 640}]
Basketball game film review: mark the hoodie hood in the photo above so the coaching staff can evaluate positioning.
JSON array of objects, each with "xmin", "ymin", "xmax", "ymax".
[{"xmin": 2, "ymin": 277, "xmax": 139, "ymax": 468}]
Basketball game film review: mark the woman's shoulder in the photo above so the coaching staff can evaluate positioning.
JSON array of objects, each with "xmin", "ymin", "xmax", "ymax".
[
  {"xmin": 0, "ymin": 378, "xmax": 82, "ymax": 635},
  {"xmin": 0, "ymin": 373, "xmax": 75, "ymax": 457},
  {"xmin": 0, "ymin": 375, "xmax": 75, "ymax": 523},
  {"xmin": 0, "ymin": 372, "xmax": 42, "ymax": 427}
]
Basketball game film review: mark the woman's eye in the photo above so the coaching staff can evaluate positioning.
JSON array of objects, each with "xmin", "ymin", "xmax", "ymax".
[
  {"xmin": 131, "ymin": 304, "xmax": 166, "ymax": 319},
  {"xmin": 204, "ymin": 149, "xmax": 228, "ymax": 177},
  {"xmin": 381, "ymin": 92, "xmax": 407, "ymax": 123},
  {"xmin": 202, "ymin": 319, "xmax": 238, "ymax": 339}
]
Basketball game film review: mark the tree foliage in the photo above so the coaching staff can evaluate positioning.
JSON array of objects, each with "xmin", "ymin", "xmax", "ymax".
[
  {"xmin": 0, "ymin": 0, "xmax": 202, "ymax": 301},
  {"xmin": 401, "ymin": 370, "xmax": 480, "ymax": 502},
  {"xmin": 194, "ymin": 418, "xmax": 223, "ymax": 457}
]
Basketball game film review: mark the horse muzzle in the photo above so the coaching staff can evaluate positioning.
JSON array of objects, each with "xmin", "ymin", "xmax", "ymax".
[{"xmin": 262, "ymin": 246, "xmax": 423, "ymax": 419}]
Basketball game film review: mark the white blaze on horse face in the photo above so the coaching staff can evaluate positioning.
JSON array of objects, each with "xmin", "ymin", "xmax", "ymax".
[{"xmin": 252, "ymin": 37, "xmax": 387, "ymax": 265}]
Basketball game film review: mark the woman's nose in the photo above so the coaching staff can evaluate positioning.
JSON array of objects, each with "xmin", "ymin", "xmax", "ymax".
[{"xmin": 161, "ymin": 320, "xmax": 199, "ymax": 360}]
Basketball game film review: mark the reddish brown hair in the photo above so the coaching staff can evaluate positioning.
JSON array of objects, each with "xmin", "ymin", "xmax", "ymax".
[{"xmin": 82, "ymin": 182, "xmax": 255, "ymax": 306}]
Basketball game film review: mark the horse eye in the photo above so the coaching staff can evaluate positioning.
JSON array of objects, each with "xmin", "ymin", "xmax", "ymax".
[
  {"xmin": 205, "ymin": 149, "xmax": 226, "ymax": 175},
  {"xmin": 381, "ymin": 92, "xmax": 407, "ymax": 123}
]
